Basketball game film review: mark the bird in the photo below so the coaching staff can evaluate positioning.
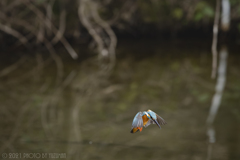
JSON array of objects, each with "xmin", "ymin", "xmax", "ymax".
[{"xmin": 130, "ymin": 109, "xmax": 167, "ymax": 133}]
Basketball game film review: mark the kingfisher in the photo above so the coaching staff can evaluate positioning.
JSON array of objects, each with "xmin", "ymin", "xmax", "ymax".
[{"xmin": 130, "ymin": 109, "xmax": 167, "ymax": 133}]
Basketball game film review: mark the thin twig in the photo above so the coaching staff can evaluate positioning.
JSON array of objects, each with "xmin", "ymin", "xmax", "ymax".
[
  {"xmin": 51, "ymin": 9, "xmax": 66, "ymax": 44},
  {"xmin": 211, "ymin": 0, "xmax": 220, "ymax": 79},
  {"xmin": 24, "ymin": 1, "xmax": 78, "ymax": 59},
  {"xmin": 0, "ymin": 23, "xmax": 28, "ymax": 46},
  {"xmin": 78, "ymin": 0, "xmax": 104, "ymax": 54},
  {"xmin": 46, "ymin": 0, "xmax": 55, "ymax": 36},
  {"xmin": 37, "ymin": 20, "xmax": 44, "ymax": 43},
  {"xmin": 0, "ymin": 11, "xmax": 63, "ymax": 83},
  {"xmin": 91, "ymin": 3, "xmax": 117, "ymax": 63}
]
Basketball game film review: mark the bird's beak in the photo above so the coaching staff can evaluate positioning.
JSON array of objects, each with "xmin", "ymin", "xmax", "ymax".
[{"xmin": 153, "ymin": 119, "xmax": 161, "ymax": 129}]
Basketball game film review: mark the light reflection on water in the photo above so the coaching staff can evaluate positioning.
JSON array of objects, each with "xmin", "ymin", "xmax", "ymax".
[
  {"xmin": 207, "ymin": 46, "xmax": 228, "ymax": 160},
  {"xmin": 0, "ymin": 41, "xmax": 240, "ymax": 160}
]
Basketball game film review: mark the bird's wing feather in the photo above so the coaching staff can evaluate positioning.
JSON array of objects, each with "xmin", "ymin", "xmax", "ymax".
[
  {"xmin": 147, "ymin": 110, "xmax": 167, "ymax": 128},
  {"xmin": 147, "ymin": 110, "xmax": 157, "ymax": 119},
  {"xmin": 156, "ymin": 114, "xmax": 167, "ymax": 125},
  {"xmin": 131, "ymin": 112, "xmax": 143, "ymax": 128}
]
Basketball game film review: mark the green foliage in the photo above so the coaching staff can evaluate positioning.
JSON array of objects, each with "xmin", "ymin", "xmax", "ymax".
[
  {"xmin": 198, "ymin": 93, "xmax": 210, "ymax": 103},
  {"xmin": 172, "ymin": 8, "xmax": 183, "ymax": 20},
  {"xmin": 194, "ymin": 2, "xmax": 214, "ymax": 21},
  {"xmin": 230, "ymin": 0, "xmax": 240, "ymax": 5}
]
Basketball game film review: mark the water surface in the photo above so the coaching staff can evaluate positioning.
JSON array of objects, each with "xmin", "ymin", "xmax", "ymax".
[{"xmin": 0, "ymin": 40, "xmax": 240, "ymax": 160}]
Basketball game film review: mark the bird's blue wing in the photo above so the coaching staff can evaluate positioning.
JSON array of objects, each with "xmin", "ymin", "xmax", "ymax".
[
  {"xmin": 147, "ymin": 110, "xmax": 157, "ymax": 120},
  {"xmin": 147, "ymin": 110, "xmax": 167, "ymax": 128},
  {"xmin": 131, "ymin": 112, "xmax": 143, "ymax": 133},
  {"xmin": 131, "ymin": 112, "xmax": 143, "ymax": 128}
]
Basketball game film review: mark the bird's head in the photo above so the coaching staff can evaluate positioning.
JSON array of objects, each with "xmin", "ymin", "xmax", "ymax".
[{"xmin": 143, "ymin": 111, "xmax": 151, "ymax": 119}]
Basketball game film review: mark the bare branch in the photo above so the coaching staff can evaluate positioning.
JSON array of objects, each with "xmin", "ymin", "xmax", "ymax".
[
  {"xmin": 46, "ymin": 0, "xmax": 55, "ymax": 36},
  {"xmin": 0, "ymin": 23, "xmax": 28, "ymax": 45},
  {"xmin": 0, "ymin": 11, "xmax": 63, "ymax": 83},
  {"xmin": 78, "ymin": 0, "xmax": 117, "ymax": 68},
  {"xmin": 221, "ymin": 0, "xmax": 230, "ymax": 31},
  {"xmin": 51, "ymin": 9, "xmax": 66, "ymax": 44},
  {"xmin": 78, "ymin": 0, "xmax": 104, "ymax": 54},
  {"xmin": 91, "ymin": 3, "xmax": 117, "ymax": 63},
  {"xmin": 211, "ymin": 0, "xmax": 220, "ymax": 79},
  {"xmin": 23, "ymin": 1, "xmax": 78, "ymax": 59},
  {"xmin": 37, "ymin": 20, "xmax": 45, "ymax": 43}
]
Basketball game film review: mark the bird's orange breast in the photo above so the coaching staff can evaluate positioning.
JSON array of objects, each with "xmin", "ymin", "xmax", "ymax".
[{"xmin": 142, "ymin": 114, "xmax": 149, "ymax": 126}]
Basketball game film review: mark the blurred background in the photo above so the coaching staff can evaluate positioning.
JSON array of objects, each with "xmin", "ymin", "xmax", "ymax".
[{"xmin": 0, "ymin": 0, "xmax": 240, "ymax": 160}]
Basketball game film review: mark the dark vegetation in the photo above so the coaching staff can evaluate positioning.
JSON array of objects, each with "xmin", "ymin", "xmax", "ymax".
[
  {"xmin": 1, "ymin": 0, "xmax": 240, "ymax": 51},
  {"xmin": 0, "ymin": 0, "xmax": 238, "ymax": 80}
]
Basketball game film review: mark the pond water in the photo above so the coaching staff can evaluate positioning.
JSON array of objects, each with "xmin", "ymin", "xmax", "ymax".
[{"xmin": 0, "ymin": 40, "xmax": 240, "ymax": 160}]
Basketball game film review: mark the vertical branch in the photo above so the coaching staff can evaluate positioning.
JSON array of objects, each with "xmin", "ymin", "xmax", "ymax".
[
  {"xmin": 221, "ymin": 0, "xmax": 230, "ymax": 31},
  {"xmin": 211, "ymin": 0, "xmax": 220, "ymax": 79},
  {"xmin": 207, "ymin": 46, "xmax": 228, "ymax": 124},
  {"xmin": 78, "ymin": 0, "xmax": 117, "ymax": 70},
  {"xmin": 78, "ymin": 0, "xmax": 104, "ymax": 55},
  {"xmin": 206, "ymin": 46, "xmax": 228, "ymax": 160},
  {"xmin": 91, "ymin": 3, "xmax": 117, "ymax": 63},
  {"xmin": 46, "ymin": 0, "xmax": 55, "ymax": 36},
  {"xmin": 36, "ymin": 20, "xmax": 44, "ymax": 43},
  {"xmin": 51, "ymin": 0, "xmax": 66, "ymax": 44},
  {"xmin": 51, "ymin": 9, "xmax": 66, "ymax": 44}
]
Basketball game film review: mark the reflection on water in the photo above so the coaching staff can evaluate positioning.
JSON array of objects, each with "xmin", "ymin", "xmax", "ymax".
[
  {"xmin": 0, "ymin": 41, "xmax": 240, "ymax": 160},
  {"xmin": 206, "ymin": 46, "xmax": 228, "ymax": 160}
]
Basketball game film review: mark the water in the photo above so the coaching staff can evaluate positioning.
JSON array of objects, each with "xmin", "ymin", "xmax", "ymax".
[{"xmin": 0, "ymin": 40, "xmax": 240, "ymax": 160}]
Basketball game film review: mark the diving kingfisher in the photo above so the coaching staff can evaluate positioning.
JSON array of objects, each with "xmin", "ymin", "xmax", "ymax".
[{"xmin": 130, "ymin": 109, "xmax": 167, "ymax": 133}]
